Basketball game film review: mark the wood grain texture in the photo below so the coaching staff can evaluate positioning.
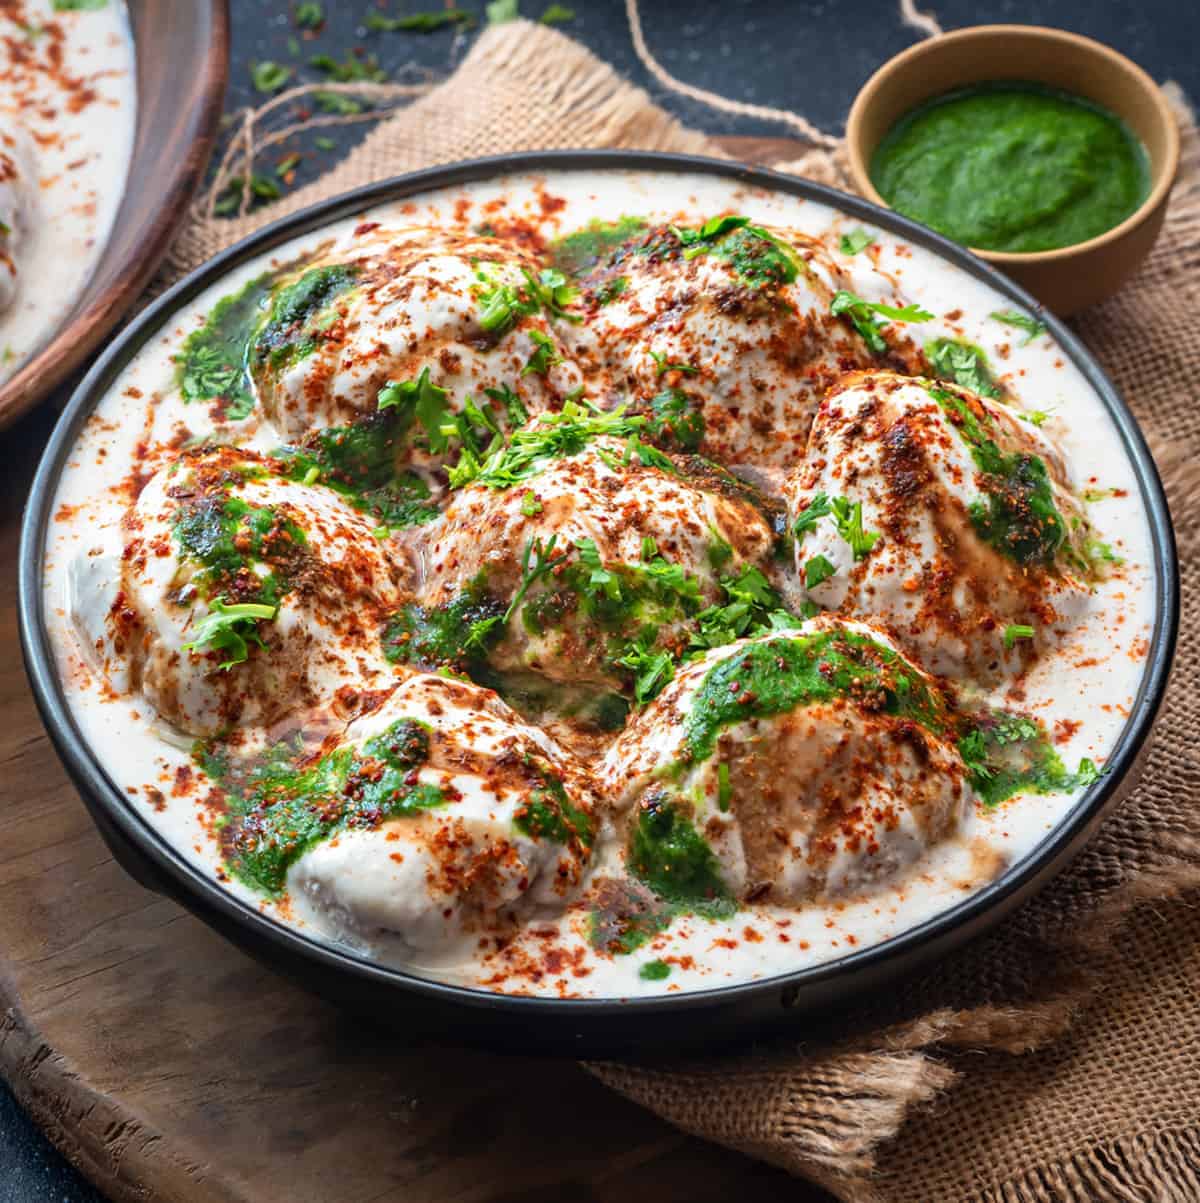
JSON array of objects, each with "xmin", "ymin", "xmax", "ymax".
[
  {"xmin": 0, "ymin": 0, "xmax": 229, "ymax": 431},
  {"xmin": 0, "ymin": 138, "xmax": 832, "ymax": 1202}
]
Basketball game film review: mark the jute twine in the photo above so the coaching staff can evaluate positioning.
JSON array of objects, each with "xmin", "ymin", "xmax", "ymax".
[{"xmin": 158, "ymin": 15, "xmax": 1200, "ymax": 1203}]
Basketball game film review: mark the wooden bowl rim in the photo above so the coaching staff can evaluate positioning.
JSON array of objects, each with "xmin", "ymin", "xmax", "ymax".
[
  {"xmin": 0, "ymin": 0, "xmax": 230, "ymax": 431},
  {"xmin": 845, "ymin": 23, "xmax": 1181, "ymax": 265}
]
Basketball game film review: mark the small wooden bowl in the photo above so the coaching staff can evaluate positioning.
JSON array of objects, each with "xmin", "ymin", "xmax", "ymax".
[
  {"xmin": 846, "ymin": 25, "xmax": 1180, "ymax": 315},
  {"xmin": 0, "ymin": 0, "xmax": 228, "ymax": 431}
]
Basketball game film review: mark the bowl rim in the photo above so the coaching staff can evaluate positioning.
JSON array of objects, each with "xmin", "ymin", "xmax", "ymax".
[
  {"xmin": 0, "ymin": 0, "xmax": 230, "ymax": 431},
  {"xmin": 18, "ymin": 149, "xmax": 1179, "ymax": 1019},
  {"xmin": 845, "ymin": 23, "xmax": 1182, "ymax": 265}
]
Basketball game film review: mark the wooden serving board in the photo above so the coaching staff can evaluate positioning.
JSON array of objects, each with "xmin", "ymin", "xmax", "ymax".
[{"xmin": 0, "ymin": 139, "xmax": 833, "ymax": 1203}]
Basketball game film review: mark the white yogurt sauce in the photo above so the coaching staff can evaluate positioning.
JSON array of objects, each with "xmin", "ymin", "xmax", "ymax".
[
  {"xmin": 41, "ymin": 169, "xmax": 1156, "ymax": 999},
  {"xmin": 0, "ymin": 0, "xmax": 135, "ymax": 381}
]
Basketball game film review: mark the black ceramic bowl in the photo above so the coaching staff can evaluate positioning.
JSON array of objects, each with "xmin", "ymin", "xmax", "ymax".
[{"xmin": 18, "ymin": 152, "xmax": 1179, "ymax": 1057}]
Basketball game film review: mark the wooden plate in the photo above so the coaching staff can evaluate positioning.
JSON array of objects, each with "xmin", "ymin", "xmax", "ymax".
[{"xmin": 0, "ymin": 0, "xmax": 229, "ymax": 431}]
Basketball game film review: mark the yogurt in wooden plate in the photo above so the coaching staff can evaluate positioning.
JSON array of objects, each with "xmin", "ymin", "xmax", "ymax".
[{"xmin": 0, "ymin": 0, "xmax": 135, "ymax": 382}]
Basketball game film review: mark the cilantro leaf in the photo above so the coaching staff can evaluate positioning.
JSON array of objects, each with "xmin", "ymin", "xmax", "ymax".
[
  {"xmin": 377, "ymin": 367, "xmax": 458, "ymax": 452},
  {"xmin": 829, "ymin": 496, "xmax": 879, "ymax": 560},
  {"xmin": 648, "ymin": 349, "xmax": 698, "ymax": 376},
  {"xmin": 623, "ymin": 432, "xmax": 676, "ymax": 475},
  {"xmin": 504, "ymin": 535, "xmax": 561, "ymax": 623},
  {"xmin": 792, "ymin": 491, "xmax": 832, "ymax": 537},
  {"xmin": 925, "ymin": 337, "xmax": 1000, "ymax": 399},
  {"xmin": 830, "ymin": 290, "xmax": 933, "ymax": 354},
  {"xmin": 990, "ymin": 309, "xmax": 1048, "ymax": 346},
  {"xmin": 527, "ymin": 268, "xmax": 581, "ymax": 323},
  {"xmin": 839, "ymin": 229, "xmax": 875, "ymax": 256},
  {"xmin": 310, "ymin": 51, "xmax": 386, "ymax": 83},
  {"xmin": 521, "ymin": 329, "xmax": 563, "ymax": 377},
  {"xmin": 182, "ymin": 600, "xmax": 277, "ymax": 670},
  {"xmin": 616, "ymin": 638, "xmax": 676, "ymax": 706},
  {"xmin": 365, "ymin": 9, "xmax": 473, "ymax": 32},
  {"xmin": 294, "ymin": 2, "xmax": 323, "ymax": 29},
  {"xmin": 1003, "ymin": 623, "xmax": 1035, "ymax": 649},
  {"xmin": 251, "ymin": 61, "xmax": 292, "ymax": 94},
  {"xmin": 483, "ymin": 383, "xmax": 529, "ymax": 427},
  {"xmin": 805, "ymin": 554, "xmax": 836, "ymax": 589}
]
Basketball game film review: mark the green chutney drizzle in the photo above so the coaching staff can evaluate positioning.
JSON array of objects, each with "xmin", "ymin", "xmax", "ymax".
[
  {"xmin": 201, "ymin": 719, "xmax": 446, "ymax": 896},
  {"xmin": 870, "ymin": 84, "xmax": 1150, "ymax": 253}
]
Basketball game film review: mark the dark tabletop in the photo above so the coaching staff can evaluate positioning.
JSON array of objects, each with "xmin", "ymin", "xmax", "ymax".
[{"xmin": 3, "ymin": 0, "xmax": 1198, "ymax": 1198}]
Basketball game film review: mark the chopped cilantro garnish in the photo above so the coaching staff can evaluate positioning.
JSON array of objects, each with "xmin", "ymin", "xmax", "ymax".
[
  {"xmin": 990, "ymin": 309, "xmax": 1048, "ymax": 345},
  {"xmin": 447, "ymin": 400, "xmax": 649, "ymax": 490},
  {"xmin": 251, "ymin": 61, "xmax": 292, "ymax": 94},
  {"xmin": 505, "ymin": 535, "xmax": 562, "ymax": 623},
  {"xmin": 830, "ymin": 496, "xmax": 880, "ymax": 560},
  {"xmin": 1086, "ymin": 539, "xmax": 1123, "ymax": 566},
  {"xmin": 1003, "ymin": 623, "xmax": 1035, "ymax": 649},
  {"xmin": 830, "ymin": 290, "xmax": 933, "ymax": 354},
  {"xmin": 376, "ymin": 367, "xmax": 460, "ymax": 452},
  {"xmin": 839, "ymin": 229, "xmax": 875, "ymax": 255},
  {"xmin": 182, "ymin": 600, "xmax": 277, "ymax": 670},
  {"xmin": 648, "ymin": 349, "xmax": 698, "ymax": 376},
  {"xmin": 529, "ymin": 267, "xmax": 581, "ymax": 322},
  {"xmin": 214, "ymin": 174, "xmax": 282, "ymax": 214},
  {"xmin": 521, "ymin": 329, "xmax": 563, "ymax": 377},
  {"xmin": 540, "ymin": 3, "xmax": 575, "ymax": 22},
  {"xmin": 294, "ymin": 2, "xmax": 323, "ymax": 29},
  {"xmin": 310, "ymin": 51, "xmax": 386, "ymax": 83},
  {"xmin": 617, "ymin": 638, "xmax": 677, "ymax": 706},
  {"xmin": 476, "ymin": 267, "xmax": 579, "ymax": 336},
  {"xmin": 925, "ymin": 337, "xmax": 1000, "ymax": 399},
  {"xmin": 484, "ymin": 382, "xmax": 529, "ymax": 428},
  {"xmin": 792, "ymin": 491, "xmax": 832, "ymax": 537},
  {"xmin": 314, "ymin": 92, "xmax": 364, "ymax": 115},
  {"xmin": 805, "ymin": 554, "xmax": 836, "ymax": 589},
  {"xmin": 648, "ymin": 388, "xmax": 705, "ymax": 452},
  {"xmin": 623, "ymin": 432, "xmax": 676, "ymax": 474},
  {"xmin": 365, "ymin": 9, "xmax": 473, "ymax": 31},
  {"xmin": 639, "ymin": 959, "xmax": 671, "ymax": 981}
]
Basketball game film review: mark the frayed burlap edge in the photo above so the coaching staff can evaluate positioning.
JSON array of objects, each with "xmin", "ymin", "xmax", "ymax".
[{"xmin": 975, "ymin": 1128, "xmax": 1200, "ymax": 1203}]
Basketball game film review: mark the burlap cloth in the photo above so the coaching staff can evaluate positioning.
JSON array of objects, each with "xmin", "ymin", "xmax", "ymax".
[{"xmin": 159, "ymin": 20, "xmax": 1200, "ymax": 1203}]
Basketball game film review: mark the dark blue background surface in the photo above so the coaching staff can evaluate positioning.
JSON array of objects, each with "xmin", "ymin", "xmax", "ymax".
[{"xmin": 3, "ymin": 0, "xmax": 1197, "ymax": 1197}]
